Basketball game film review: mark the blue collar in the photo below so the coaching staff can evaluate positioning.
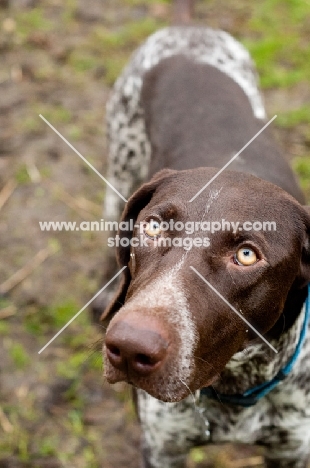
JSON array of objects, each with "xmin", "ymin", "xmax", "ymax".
[{"xmin": 201, "ymin": 285, "xmax": 310, "ymax": 407}]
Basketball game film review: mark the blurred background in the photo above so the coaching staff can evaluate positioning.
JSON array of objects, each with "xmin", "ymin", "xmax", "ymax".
[{"xmin": 0, "ymin": 0, "xmax": 310, "ymax": 466}]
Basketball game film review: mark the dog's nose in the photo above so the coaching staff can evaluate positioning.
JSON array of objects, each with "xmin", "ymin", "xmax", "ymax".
[{"xmin": 105, "ymin": 320, "xmax": 169, "ymax": 376}]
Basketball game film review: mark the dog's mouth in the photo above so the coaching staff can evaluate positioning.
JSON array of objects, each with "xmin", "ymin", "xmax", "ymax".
[{"xmin": 104, "ymin": 347, "xmax": 220, "ymax": 402}]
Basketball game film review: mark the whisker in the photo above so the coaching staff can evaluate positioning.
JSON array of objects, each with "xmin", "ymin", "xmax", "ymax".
[
  {"xmin": 179, "ymin": 378, "xmax": 197, "ymax": 411},
  {"xmin": 193, "ymin": 355, "xmax": 222, "ymax": 381}
]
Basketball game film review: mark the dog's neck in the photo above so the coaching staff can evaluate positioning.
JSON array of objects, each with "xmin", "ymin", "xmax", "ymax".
[
  {"xmin": 269, "ymin": 284, "xmax": 308, "ymax": 337},
  {"xmin": 213, "ymin": 297, "xmax": 307, "ymax": 395}
]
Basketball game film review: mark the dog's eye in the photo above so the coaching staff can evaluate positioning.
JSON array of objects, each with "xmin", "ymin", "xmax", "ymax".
[
  {"xmin": 235, "ymin": 247, "xmax": 257, "ymax": 266},
  {"xmin": 144, "ymin": 219, "xmax": 161, "ymax": 239}
]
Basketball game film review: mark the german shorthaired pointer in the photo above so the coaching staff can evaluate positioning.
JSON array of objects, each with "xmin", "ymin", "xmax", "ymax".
[{"xmin": 99, "ymin": 4, "xmax": 310, "ymax": 467}]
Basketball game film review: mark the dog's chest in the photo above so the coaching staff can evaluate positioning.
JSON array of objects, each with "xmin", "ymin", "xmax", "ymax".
[
  {"xmin": 137, "ymin": 314, "xmax": 310, "ymax": 456},
  {"xmin": 138, "ymin": 377, "xmax": 309, "ymax": 457},
  {"xmin": 202, "ymin": 313, "xmax": 310, "ymax": 443},
  {"xmin": 204, "ymin": 378, "xmax": 310, "ymax": 447}
]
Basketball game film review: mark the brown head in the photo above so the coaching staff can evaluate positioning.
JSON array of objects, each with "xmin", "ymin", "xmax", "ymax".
[{"xmin": 102, "ymin": 168, "xmax": 310, "ymax": 402}]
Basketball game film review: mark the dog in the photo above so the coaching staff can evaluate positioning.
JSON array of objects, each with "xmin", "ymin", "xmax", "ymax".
[{"xmin": 99, "ymin": 1, "xmax": 310, "ymax": 467}]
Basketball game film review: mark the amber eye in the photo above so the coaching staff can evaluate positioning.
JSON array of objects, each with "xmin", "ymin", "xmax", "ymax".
[
  {"xmin": 144, "ymin": 219, "xmax": 161, "ymax": 239},
  {"xmin": 235, "ymin": 247, "xmax": 257, "ymax": 266}
]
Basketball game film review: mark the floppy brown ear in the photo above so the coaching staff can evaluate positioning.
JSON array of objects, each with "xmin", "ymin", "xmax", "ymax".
[
  {"xmin": 100, "ymin": 168, "xmax": 177, "ymax": 322},
  {"xmin": 299, "ymin": 205, "xmax": 310, "ymax": 287}
]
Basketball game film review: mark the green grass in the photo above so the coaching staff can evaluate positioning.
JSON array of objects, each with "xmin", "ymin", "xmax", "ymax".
[
  {"xmin": 0, "ymin": 297, "xmax": 13, "ymax": 309},
  {"xmin": 243, "ymin": 0, "xmax": 310, "ymax": 89},
  {"xmin": 68, "ymin": 51, "xmax": 99, "ymax": 73},
  {"xmin": 25, "ymin": 298, "xmax": 78, "ymax": 334},
  {"xmin": 51, "ymin": 300, "xmax": 80, "ymax": 327},
  {"xmin": 15, "ymin": 7, "xmax": 53, "ymax": 38},
  {"xmin": 0, "ymin": 321, "xmax": 10, "ymax": 334},
  {"xmin": 9, "ymin": 343, "xmax": 31, "ymax": 369},
  {"xmin": 292, "ymin": 156, "xmax": 310, "ymax": 195},
  {"xmin": 37, "ymin": 104, "xmax": 72, "ymax": 124},
  {"xmin": 190, "ymin": 447, "xmax": 206, "ymax": 463},
  {"xmin": 277, "ymin": 106, "xmax": 310, "ymax": 128},
  {"xmin": 89, "ymin": 18, "xmax": 166, "ymax": 85},
  {"xmin": 15, "ymin": 164, "xmax": 31, "ymax": 184},
  {"xmin": 36, "ymin": 437, "xmax": 58, "ymax": 457}
]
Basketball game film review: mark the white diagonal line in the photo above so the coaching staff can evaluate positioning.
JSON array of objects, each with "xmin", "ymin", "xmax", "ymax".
[
  {"xmin": 190, "ymin": 266, "xmax": 277, "ymax": 353},
  {"xmin": 38, "ymin": 266, "xmax": 127, "ymax": 354},
  {"xmin": 189, "ymin": 115, "xmax": 277, "ymax": 202},
  {"xmin": 39, "ymin": 114, "xmax": 128, "ymax": 203}
]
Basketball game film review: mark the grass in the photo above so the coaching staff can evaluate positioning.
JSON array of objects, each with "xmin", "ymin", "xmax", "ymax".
[
  {"xmin": 277, "ymin": 106, "xmax": 310, "ymax": 128},
  {"xmin": 236, "ymin": 0, "xmax": 310, "ymax": 195},
  {"xmin": 292, "ymin": 156, "xmax": 310, "ymax": 198},
  {"xmin": 15, "ymin": 7, "xmax": 54, "ymax": 40},
  {"xmin": 86, "ymin": 17, "xmax": 165, "ymax": 85},
  {"xmin": 9, "ymin": 343, "xmax": 31, "ymax": 369},
  {"xmin": 15, "ymin": 164, "xmax": 31, "ymax": 184},
  {"xmin": 36, "ymin": 104, "xmax": 73, "ymax": 124},
  {"xmin": 68, "ymin": 50, "xmax": 99, "ymax": 73},
  {"xmin": 0, "ymin": 321, "xmax": 10, "ymax": 334},
  {"xmin": 190, "ymin": 447, "xmax": 206, "ymax": 463},
  {"xmin": 0, "ymin": 297, "xmax": 104, "ymax": 466},
  {"xmin": 244, "ymin": 0, "xmax": 310, "ymax": 89},
  {"xmin": 9, "ymin": 0, "xmax": 310, "ymax": 112}
]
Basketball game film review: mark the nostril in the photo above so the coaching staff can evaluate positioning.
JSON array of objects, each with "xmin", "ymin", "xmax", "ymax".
[
  {"xmin": 105, "ymin": 320, "xmax": 169, "ymax": 376},
  {"xmin": 106, "ymin": 344, "xmax": 123, "ymax": 368},
  {"xmin": 108, "ymin": 345, "xmax": 121, "ymax": 358},
  {"xmin": 135, "ymin": 353, "xmax": 155, "ymax": 367},
  {"xmin": 132, "ymin": 352, "xmax": 165, "ymax": 374}
]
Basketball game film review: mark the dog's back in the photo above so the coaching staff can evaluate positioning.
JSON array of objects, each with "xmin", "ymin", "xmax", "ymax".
[
  {"xmin": 105, "ymin": 25, "xmax": 304, "ymax": 218},
  {"xmin": 141, "ymin": 51, "xmax": 304, "ymax": 203}
]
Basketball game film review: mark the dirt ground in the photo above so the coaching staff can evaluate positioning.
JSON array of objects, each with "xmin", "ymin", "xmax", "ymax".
[{"xmin": 0, "ymin": 0, "xmax": 310, "ymax": 467}]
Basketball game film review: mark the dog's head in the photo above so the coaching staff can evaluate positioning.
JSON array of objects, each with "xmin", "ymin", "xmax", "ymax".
[{"xmin": 102, "ymin": 168, "xmax": 310, "ymax": 402}]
